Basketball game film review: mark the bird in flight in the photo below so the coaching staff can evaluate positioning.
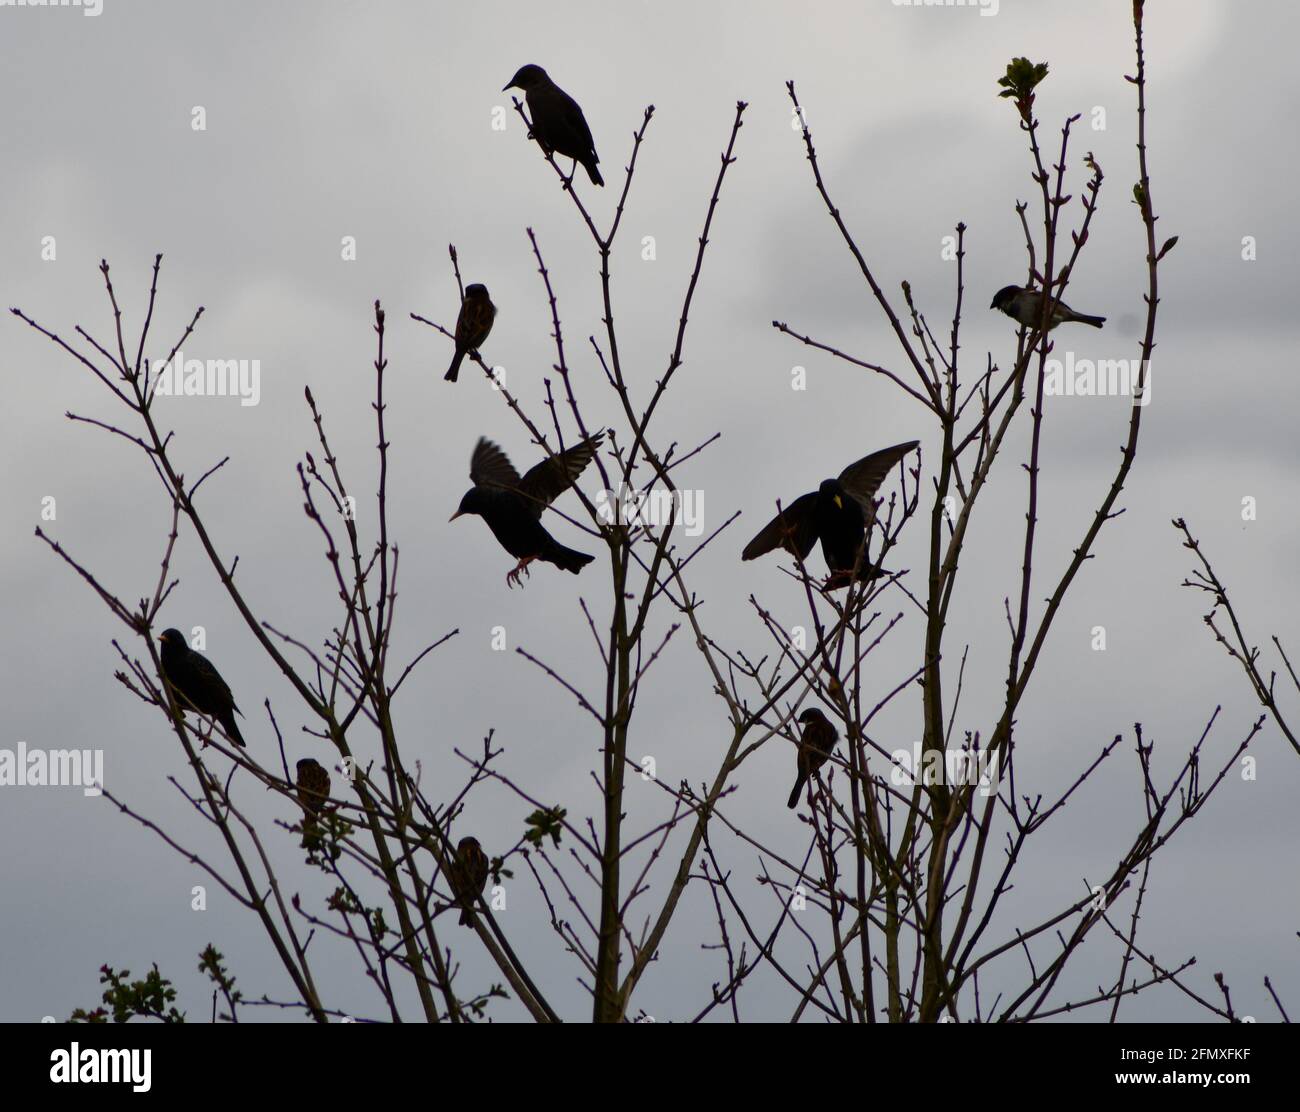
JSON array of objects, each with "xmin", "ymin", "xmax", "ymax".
[
  {"xmin": 742, "ymin": 441, "xmax": 918, "ymax": 588},
  {"xmin": 504, "ymin": 64, "xmax": 604, "ymax": 187},
  {"xmin": 450, "ymin": 432, "xmax": 604, "ymax": 588}
]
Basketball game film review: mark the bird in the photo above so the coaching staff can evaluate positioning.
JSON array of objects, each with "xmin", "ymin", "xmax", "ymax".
[
  {"xmin": 157, "ymin": 628, "xmax": 245, "ymax": 747},
  {"xmin": 787, "ymin": 708, "xmax": 839, "ymax": 810},
  {"xmin": 450, "ymin": 432, "xmax": 604, "ymax": 588},
  {"xmin": 742, "ymin": 441, "xmax": 919, "ymax": 589},
  {"xmin": 296, "ymin": 758, "xmax": 331, "ymax": 851},
  {"xmin": 445, "ymin": 283, "xmax": 497, "ymax": 383},
  {"xmin": 504, "ymin": 64, "xmax": 604, "ymax": 187},
  {"xmin": 990, "ymin": 285, "xmax": 1105, "ymax": 330},
  {"xmin": 448, "ymin": 836, "xmax": 490, "ymax": 926}
]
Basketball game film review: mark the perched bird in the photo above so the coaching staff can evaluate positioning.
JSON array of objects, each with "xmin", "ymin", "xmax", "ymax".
[
  {"xmin": 296, "ymin": 758, "xmax": 331, "ymax": 851},
  {"xmin": 158, "ymin": 628, "xmax": 245, "ymax": 747},
  {"xmin": 445, "ymin": 283, "xmax": 497, "ymax": 383},
  {"xmin": 450, "ymin": 432, "xmax": 604, "ymax": 588},
  {"xmin": 504, "ymin": 64, "xmax": 604, "ymax": 187},
  {"xmin": 742, "ymin": 441, "xmax": 919, "ymax": 588},
  {"xmin": 990, "ymin": 285, "xmax": 1105, "ymax": 330},
  {"xmin": 787, "ymin": 708, "xmax": 839, "ymax": 810},
  {"xmin": 448, "ymin": 836, "xmax": 490, "ymax": 926}
]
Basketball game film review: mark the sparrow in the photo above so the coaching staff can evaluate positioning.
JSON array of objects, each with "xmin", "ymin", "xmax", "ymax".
[
  {"xmin": 445, "ymin": 283, "xmax": 497, "ymax": 383},
  {"xmin": 990, "ymin": 285, "xmax": 1105, "ymax": 329},
  {"xmin": 787, "ymin": 708, "xmax": 839, "ymax": 810},
  {"xmin": 448, "ymin": 836, "xmax": 490, "ymax": 926},
  {"xmin": 450, "ymin": 432, "xmax": 604, "ymax": 588},
  {"xmin": 742, "ymin": 441, "xmax": 918, "ymax": 588},
  {"xmin": 504, "ymin": 64, "xmax": 604, "ymax": 187},
  {"xmin": 296, "ymin": 758, "xmax": 331, "ymax": 851},
  {"xmin": 158, "ymin": 628, "xmax": 245, "ymax": 747}
]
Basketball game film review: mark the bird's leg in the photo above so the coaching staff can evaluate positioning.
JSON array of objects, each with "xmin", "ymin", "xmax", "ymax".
[
  {"xmin": 506, "ymin": 556, "xmax": 536, "ymax": 589},
  {"xmin": 822, "ymin": 570, "xmax": 851, "ymax": 591}
]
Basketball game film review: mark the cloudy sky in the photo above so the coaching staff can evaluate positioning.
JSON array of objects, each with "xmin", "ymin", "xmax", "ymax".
[{"xmin": 2, "ymin": 0, "xmax": 1296, "ymax": 1022}]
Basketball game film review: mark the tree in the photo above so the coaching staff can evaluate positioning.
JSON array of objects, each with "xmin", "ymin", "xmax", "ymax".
[{"xmin": 15, "ymin": 1, "xmax": 1288, "ymax": 1023}]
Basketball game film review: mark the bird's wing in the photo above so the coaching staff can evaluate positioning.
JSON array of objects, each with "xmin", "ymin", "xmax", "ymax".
[
  {"xmin": 516, "ymin": 432, "xmax": 603, "ymax": 517},
  {"xmin": 555, "ymin": 88, "xmax": 597, "ymax": 156},
  {"xmin": 742, "ymin": 491, "xmax": 820, "ymax": 562},
  {"xmin": 189, "ymin": 652, "xmax": 235, "ymax": 706},
  {"xmin": 836, "ymin": 441, "xmax": 918, "ymax": 514},
  {"xmin": 469, "ymin": 438, "xmax": 522, "ymax": 491}
]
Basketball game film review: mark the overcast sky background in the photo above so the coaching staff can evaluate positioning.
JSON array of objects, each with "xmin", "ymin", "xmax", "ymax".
[{"xmin": 2, "ymin": 0, "xmax": 1296, "ymax": 1022}]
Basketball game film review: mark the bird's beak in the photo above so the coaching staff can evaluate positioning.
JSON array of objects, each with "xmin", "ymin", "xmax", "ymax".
[
  {"xmin": 502, "ymin": 82, "xmax": 513, "ymax": 92},
  {"xmin": 157, "ymin": 634, "xmax": 164, "ymax": 643},
  {"xmin": 833, "ymin": 495, "xmax": 843, "ymax": 510},
  {"xmin": 448, "ymin": 511, "xmax": 463, "ymax": 523}
]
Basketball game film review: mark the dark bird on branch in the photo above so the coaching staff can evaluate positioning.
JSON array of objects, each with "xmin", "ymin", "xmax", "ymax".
[
  {"xmin": 742, "ymin": 441, "xmax": 918, "ymax": 589},
  {"xmin": 788, "ymin": 708, "xmax": 839, "ymax": 810},
  {"xmin": 990, "ymin": 284, "xmax": 1105, "ymax": 329},
  {"xmin": 504, "ymin": 64, "xmax": 604, "ymax": 187},
  {"xmin": 296, "ymin": 758, "xmax": 331, "ymax": 851},
  {"xmin": 450, "ymin": 432, "xmax": 604, "ymax": 588},
  {"xmin": 158, "ymin": 628, "xmax": 245, "ymax": 747},
  {"xmin": 448, "ymin": 836, "xmax": 490, "ymax": 926},
  {"xmin": 445, "ymin": 283, "xmax": 497, "ymax": 382}
]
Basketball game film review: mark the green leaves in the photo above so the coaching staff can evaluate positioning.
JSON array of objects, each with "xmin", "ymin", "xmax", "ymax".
[
  {"xmin": 998, "ymin": 58, "xmax": 1050, "ymax": 121},
  {"xmin": 998, "ymin": 58, "xmax": 1049, "ymax": 99},
  {"xmin": 524, "ymin": 805, "xmax": 567, "ymax": 848},
  {"xmin": 70, "ymin": 963, "xmax": 184, "ymax": 1024}
]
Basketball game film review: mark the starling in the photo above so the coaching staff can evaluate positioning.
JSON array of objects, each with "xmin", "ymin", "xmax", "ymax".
[
  {"xmin": 504, "ymin": 64, "xmax": 604, "ymax": 187},
  {"xmin": 158, "ymin": 628, "xmax": 245, "ymax": 747},
  {"xmin": 787, "ymin": 708, "xmax": 839, "ymax": 810},
  {"xmin": 296, "ymin": 758, "xmax": 331, "ymax": 850},
  {"xmin": 742, "ymin": 441, "xmax": 918, "ymax": 588},
  {"xmin": 990, "ymin": 285, "xmax": 1105, "ymax": 329},
  {"xmin": 445, "ymin": 283, "xmax": 497, "ymax": 383},
  {"xmin": 450, "ymin": 432, "xmax": 604, "ymax": 588},
  {"xmin": 448, "ymin": 835, "xmax": 490, "ymax": 926}
]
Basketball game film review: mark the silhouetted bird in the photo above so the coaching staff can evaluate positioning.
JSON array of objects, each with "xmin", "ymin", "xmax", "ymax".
[
  {"xmin": 158, "ymin": 628, "xmax": 245, "ymax": 747},
  {"xmin": 742, "ymin": 441, "xmax": 918, "ymax": 588},
  {"xmin": 990, "ymin": 285, "xmax": 1105, "ymax": 329},
  {"xmin": 448, "ymin": 836, "xmax": 490, "ymax": 926},
  {"xmin": 504, "ymin": 64, "xmax": 604, "ymax": 186},
  {"xmin": 296, "ymin": 758, "xmax": 331, "ymax": 850},
  {"xmin": 445, "ymin": 283, "xmax": 497, "ymax": 382},
  {"xmin": 450, "ymin": 432, "xmax": 603, "ymax": 588},
  {"xmin": 787, "ymin": 708, "xmax": 839, "ymax": 810}
]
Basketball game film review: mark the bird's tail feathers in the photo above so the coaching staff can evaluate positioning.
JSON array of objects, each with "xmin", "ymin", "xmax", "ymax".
[
  {"xmin": 1074, "ymin": 312, "xmax": 1106, "ymax": 328},
  {"xmin": 445, "ymin": 349, "xmax": 465, "ymax": 382},
  {"xmin": 550, "ymin": 544, "xmax": 595, "ymax": 574},
  {"xmin": 223, "ymin": 714, "xmax": 247, "ymax": 748},
  {"xmin": 585, "ymin": 160, "xmax": 604, "ymax": 187},
  {"xmin": 787, "ymin": 774, "xmax": 806, "ymax": 810}
]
